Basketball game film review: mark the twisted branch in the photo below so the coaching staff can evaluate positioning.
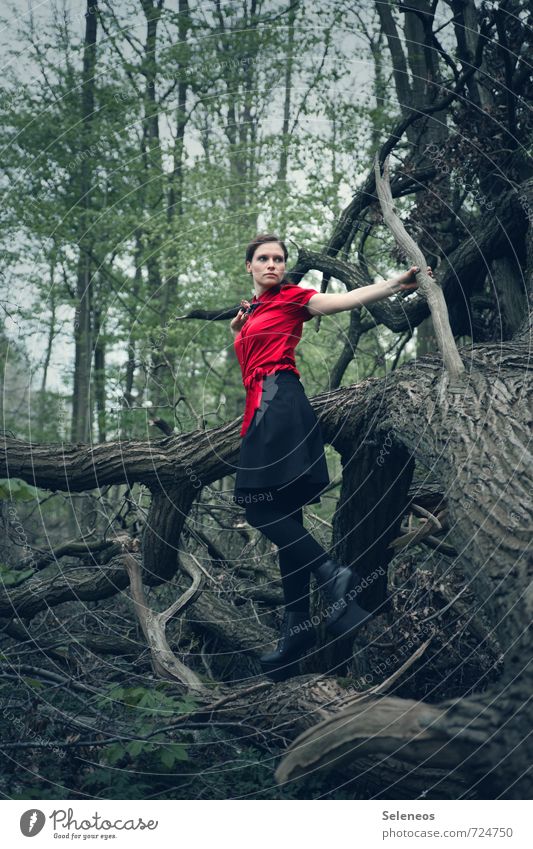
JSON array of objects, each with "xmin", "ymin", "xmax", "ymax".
[
  {"xmin": 123, "ymin": 545, "xmax": 206, "ymax": 693},
  {"xmin": 374, "ymin": 155, "xmax": 465, "ymax": 378}
]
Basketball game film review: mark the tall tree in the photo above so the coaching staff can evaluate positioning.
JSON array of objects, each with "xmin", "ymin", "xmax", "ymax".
[{"xmin": 72, "ymin": 0, "xmax": 99, "ymax": 442}]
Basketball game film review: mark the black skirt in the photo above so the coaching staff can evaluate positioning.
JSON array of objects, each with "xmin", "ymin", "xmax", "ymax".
[{"xmin": 233, "ymin": 372, "xmax": 330, "ymax": 506}]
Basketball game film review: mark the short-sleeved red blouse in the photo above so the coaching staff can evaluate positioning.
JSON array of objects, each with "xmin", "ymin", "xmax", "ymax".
[{"xmin": 234, "ymin": 282, "xmax": 318, "ymax": 436}]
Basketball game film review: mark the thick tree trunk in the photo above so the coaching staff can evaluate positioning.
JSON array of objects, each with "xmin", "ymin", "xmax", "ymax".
[
  {"xmin": 276, "ymin": 340, "xmax": 532, "ymax": 797},
  {"xmin": 490, "ymin": 255, "xmax": 529, "ymax": 340}
]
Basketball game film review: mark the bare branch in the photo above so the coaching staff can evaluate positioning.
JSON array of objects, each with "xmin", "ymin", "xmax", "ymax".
[
  {"xmin": 374, "ymin": 155, "xmax": 465, "ymax": 378},
  {"xmin": 123, "ymin": 548, "xmax": 206, "ymax": 693}
]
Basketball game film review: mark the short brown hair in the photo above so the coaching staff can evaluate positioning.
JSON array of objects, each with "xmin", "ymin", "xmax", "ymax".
[{"xmin": 245, "ymin": 233, "xmax": 288, "ymax": 265}]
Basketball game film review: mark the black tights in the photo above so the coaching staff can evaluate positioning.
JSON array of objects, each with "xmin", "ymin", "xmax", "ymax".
[{"xmin": 245, "ymin": 490, "xmax": 329, "ymax": 615}]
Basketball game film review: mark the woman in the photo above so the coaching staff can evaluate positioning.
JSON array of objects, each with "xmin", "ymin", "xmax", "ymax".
[{"xmin": 230, "ymin": 233, "xmax": 428, "ymax": 681}]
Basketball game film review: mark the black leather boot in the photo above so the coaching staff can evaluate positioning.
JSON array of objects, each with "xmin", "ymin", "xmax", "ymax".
[
  {"xmin": 325, "ymin": 594, "xmax": 374, "ymax": 638},
  {"xmin": 313, "ymin": 558, "xmax": 374, "ymax": 638},
  {"xmin": 312, "ymin": 558, "xmax": 354, "ymax": 625},
  {"xmin": 259, "ymin": 610, "xmax": 316, "ymax": 681}
]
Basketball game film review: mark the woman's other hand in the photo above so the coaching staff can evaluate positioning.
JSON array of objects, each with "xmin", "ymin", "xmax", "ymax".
[{"xmin": 230, "ymin": 300, "xmax": 251, "ymax": 335}]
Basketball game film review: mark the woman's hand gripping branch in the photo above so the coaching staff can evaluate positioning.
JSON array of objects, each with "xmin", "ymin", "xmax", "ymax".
[{"xmin": 230, "ymin": 299, "xmax": 252, "ymax": 338}]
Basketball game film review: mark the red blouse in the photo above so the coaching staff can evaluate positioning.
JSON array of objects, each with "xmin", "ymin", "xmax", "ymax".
[{"xmin": 234, "ymin": 282, "xmax": 318, "ymax": 436}]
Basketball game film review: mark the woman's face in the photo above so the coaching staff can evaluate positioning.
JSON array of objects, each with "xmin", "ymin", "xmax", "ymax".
[{"xmin": 246, "ymin": 241, "xmax": 286, "ymax": 288}]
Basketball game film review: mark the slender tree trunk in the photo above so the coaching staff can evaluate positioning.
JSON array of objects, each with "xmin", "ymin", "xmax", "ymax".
[
  {"xmin": 40, "ymin": 260, "xmax": 56, "ymax": 395},
  {"xmin": 448, "ymin": 0, "xmax": 492, "ymax": 109},
  {"xmin": 121, "ymin": 230, "xmax": 144, "ymax": 432},
  {"xmin": 369, "ymin": 27, "xmax": 386, "ymax": 152},
  {"xmin": 329, "ymin": 311, "xmax": 368, "ymax": 388},
  {"xmin": 139, "ymin": 0, "xmax": 175, "ymax": 409},
  {"xmin": 375, "ymin": 0, "xmax": 414, "ymax": 138},
  {"xmin": 218, "ymin": 0, "xmax": 259, "ymax": 235},
  {"xmin": 163, "ymin": 0, "xmax": 189, "ymax": 332},
  {"xmin": 93, "ymin": 307, "xmax": 106, "ymax": 443},
  {"xmin": 278, "ymin": 0, "xmax": 297, "ymax": 212},
  {"xmin": 71, "ymin": 0, "xmax": 98, "ymax": 443}
]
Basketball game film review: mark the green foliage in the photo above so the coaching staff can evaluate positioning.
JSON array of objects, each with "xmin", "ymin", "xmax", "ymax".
[
  {"xmin": 87, "ymin": 684, "xmax": 196, "ymax": 783},
  {"xmin": 0, "ymin": 563, "xmax": 35, "ymax": 586},
  {"xmin": 0, "ymin": 0, "xmax": 392, "ymax": 446},
  {"xmin": 96, "ymin": 683, "xmax": 198, "ymax": 716},
  {"xmin": 0, "ymin": 479, "xmax": 40, "ymax": 502}
]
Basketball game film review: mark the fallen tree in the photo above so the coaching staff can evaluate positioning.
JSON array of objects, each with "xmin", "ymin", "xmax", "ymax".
[{"xmin": 1, "ymin": 189, "xmax": 531, "ymax": 793}]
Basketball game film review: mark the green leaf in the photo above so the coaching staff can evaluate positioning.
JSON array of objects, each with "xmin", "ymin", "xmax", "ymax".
[
  {"xmin": 102, "ymin": 743, "xmax": 126, "ymax": 765},
  {"xmin": 175, "ymin": 696, "xmax": 197, "ymax": 714},
  {"xmin": 159, "ymin": 747, "xmax": 176, "ymax": 769},
  {"xmin": 162, "ymin": 743, "xmax": 188, "ymax": 764},
  {"xmin": 126, "ymin": 739, "xmax": 145, "ymax": 758}
]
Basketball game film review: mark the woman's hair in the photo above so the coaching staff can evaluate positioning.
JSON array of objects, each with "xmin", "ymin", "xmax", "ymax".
[{"xmin": 245, "ymin": 233, "xmax": 288, "ymax": 265}]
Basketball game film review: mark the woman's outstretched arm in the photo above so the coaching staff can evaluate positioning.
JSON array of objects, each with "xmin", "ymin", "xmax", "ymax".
[{"xmin": 305, "ymin": 265, "xmax": 433, "ymax": 317}]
